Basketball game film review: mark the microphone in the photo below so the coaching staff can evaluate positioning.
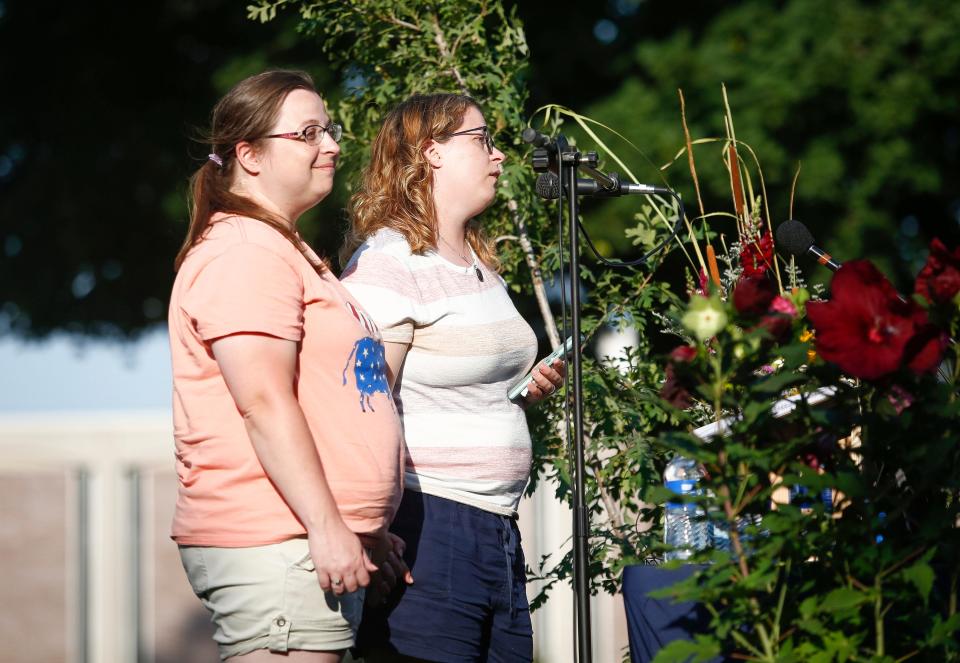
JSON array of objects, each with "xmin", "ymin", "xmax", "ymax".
[
  {"xmin": 535, "ymin": 172, "xmax": 562, "ymax": 199},
  {"xmin": 775, "ymin": 219, "xmax": 842, "ymax": 272},
  {"xmin": 535, "ymin": 172, "xmax": 671, "ymax": 200},
  {"xmin": 521, "ymin": 127, "xmax": 556, "ymax": 151}
]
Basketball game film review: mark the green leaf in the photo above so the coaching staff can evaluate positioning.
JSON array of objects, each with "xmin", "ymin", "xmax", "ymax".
[
  {"xmin": 751, "ymin": 370, "xmax": 806, "ymax": 396},
  {"xmin": 901, "ymin": 560, "xmax": 935, "ymax": 604},
  {"xmin": 799, "ymin": 596, "xmax": 819, "ymax": 620},
  {"xmin": 652, "ymin": 635, "xmax": 722, "ymax": 663},
  {"xmin": 819, "ymin": 587, "xmax": 868, "ymax": 612}
]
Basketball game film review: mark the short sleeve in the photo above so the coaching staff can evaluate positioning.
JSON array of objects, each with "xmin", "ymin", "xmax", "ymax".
[
  {"xmin": 341, "ymin": 247, "xmax": 419, "ymax": 344},
  {"xmin": 183, "ymin": 243, "xmax": 304, "ymax": 342}
]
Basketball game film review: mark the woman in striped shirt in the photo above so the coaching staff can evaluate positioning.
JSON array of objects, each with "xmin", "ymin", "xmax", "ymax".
[{"xmin": 341, "ymin": 94, "xmax": 564, "ymax": 662}]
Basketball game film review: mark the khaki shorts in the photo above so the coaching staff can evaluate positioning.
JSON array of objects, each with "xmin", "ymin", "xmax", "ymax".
[{"xmin": 179, "ymin": 538, "xmax": 364, "ymax": 661}]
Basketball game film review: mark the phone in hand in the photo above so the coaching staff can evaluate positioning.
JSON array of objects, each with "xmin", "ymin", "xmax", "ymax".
[{"xmin": 507, "ymin": 334, "xmax": 582, "ymax": 402}]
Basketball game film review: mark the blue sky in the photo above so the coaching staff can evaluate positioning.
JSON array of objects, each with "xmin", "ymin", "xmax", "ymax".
[{"xmin": 0, "ymin": 326, "xmax": 171, "ymax": 412}]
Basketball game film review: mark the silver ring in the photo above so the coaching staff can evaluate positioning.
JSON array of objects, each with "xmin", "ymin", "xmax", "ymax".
[{"xmin": 332, "ymin": 578, "xmax": 343, "ymax": 587}]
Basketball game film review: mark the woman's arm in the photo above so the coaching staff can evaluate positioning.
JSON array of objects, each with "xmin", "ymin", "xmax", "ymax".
[
  {"xmin": 212, "ymin": 332, "xmax": 377, "ymax": 595},
  {"xmin": 383, "ymin": 340, "xmax": 409, "ymax": 390}
]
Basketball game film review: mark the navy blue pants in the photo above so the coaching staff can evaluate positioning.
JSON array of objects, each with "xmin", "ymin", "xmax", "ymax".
[{"xmin": 358, "ymin": 490, "xmax": 533, "ymax": 662}]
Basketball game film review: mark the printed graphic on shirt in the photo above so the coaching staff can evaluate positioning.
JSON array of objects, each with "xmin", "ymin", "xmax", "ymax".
[
  {"xmin": 342, "ymin": 337, "xmax": 390, "ymax": 412},
  {"xmin": 345, "ymin": 301, "xmax": 379, "ymax": 337}
]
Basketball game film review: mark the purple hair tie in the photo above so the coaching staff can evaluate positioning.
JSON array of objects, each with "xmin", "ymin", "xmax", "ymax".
[{"xmin": 208, "ymin": 153, "xmax": 224, "ymax": 167}]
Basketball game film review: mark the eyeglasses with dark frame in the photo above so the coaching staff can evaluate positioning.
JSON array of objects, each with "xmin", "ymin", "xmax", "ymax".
[
  {"xmin": 264, "ymin": 121, "xmax": 343, "ymax": 146},
  {"xmin": 448, "ymin": 124, "xmax": 495, "ymax": 155}
]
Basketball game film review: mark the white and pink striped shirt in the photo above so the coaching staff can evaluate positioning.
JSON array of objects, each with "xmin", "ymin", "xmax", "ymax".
[{"xmin": 341, "ymin": 228, "xmax": 538, "ymax": 516}]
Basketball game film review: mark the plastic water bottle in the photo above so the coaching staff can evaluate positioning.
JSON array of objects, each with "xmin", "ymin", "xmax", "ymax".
[
  {"xmin": 663, "ymin": 456, "xmax": 708, "ymax": 561},
  {"xmin": 710, "ymin": 514, "xmax": 731, "ymax": 553}
]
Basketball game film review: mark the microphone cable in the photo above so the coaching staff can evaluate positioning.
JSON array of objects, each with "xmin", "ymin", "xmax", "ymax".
[{"xmin": 575, "ymin": 190, "xmax": 686, "ymax": 269}]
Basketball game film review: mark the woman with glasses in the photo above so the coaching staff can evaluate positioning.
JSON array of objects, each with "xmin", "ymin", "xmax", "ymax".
[
  {"xmin": 340, "ymin": 93, "xmax": 564, "ymax": 662},
  {"xmin": 168, "ymin": 70, "xmax": 408, "ymax": 662}
]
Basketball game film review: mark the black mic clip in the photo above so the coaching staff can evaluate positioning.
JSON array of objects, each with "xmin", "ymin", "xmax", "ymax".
[
  {"xmin": 531, "ymin": 148, "xmax": 551, "ymax": 173},
  {"xmin": 523, "ymin": 128, "xmax": 573, "ymax": 172}
]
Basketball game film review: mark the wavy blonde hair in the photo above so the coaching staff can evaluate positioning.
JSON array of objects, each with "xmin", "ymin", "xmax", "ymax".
[{"xmin": 340, "ymin": 93, "xmax": 500, "ymax": 269}]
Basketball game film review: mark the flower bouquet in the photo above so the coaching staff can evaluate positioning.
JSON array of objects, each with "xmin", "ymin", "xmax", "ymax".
[{"xmin": 649, "ymin": 144, "xmax": 960, "ymax": 662}]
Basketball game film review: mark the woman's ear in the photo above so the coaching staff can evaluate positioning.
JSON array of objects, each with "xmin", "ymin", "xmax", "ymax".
[
  {"xmin": 234, "ymin": 140, "xmax": 262, "ymax": 175},
  {"xmin": 423, "ymin": 140, "xmax": 443, "ymax": 169}
]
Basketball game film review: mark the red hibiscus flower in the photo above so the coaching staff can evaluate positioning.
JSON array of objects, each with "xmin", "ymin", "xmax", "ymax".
[
  {"xmin": 915, "ymin": 238, "xmax": 960, "ymax": 304},
  {"xmin": 806, "ymin": 260, "xmax": 945, "ymax": 380},
  {"xmin": 740, "ymin": 231, "xmax": 774, "ymax": 277}
]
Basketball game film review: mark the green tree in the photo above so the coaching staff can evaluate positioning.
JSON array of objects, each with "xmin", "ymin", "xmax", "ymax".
[
  {"xmin": 583, "ymin": 0, "xmax": 960, "ymax": 289},
  {"xmin": 0, "ymin": 0, "xmax": 337, "ymax": 338}
]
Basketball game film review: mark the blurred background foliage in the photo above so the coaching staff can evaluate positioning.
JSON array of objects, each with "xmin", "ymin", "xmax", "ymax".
[{"xmin": 1, "ymin": 0, "xmax": 958, "ymax": 339}]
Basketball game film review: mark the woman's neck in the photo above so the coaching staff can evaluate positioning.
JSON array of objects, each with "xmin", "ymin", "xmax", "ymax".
[
  {"xmin": 436, "ymin": 217, "xmax": 469, "ymax": 254},
  {"xmin": 434, "ymin": 191, "xmax": 473, "ymax": 249},
  {"xmin": 233, "ymin": 183, "xmax": 297, "ymax": 229}
]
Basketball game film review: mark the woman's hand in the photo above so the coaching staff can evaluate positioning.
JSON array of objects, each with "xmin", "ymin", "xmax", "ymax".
[
  {"xmin": 523, "ymin": 359, "xmax": 566, "ymax": 406},
  {"xmin": 309, "ymin": 519, "xmax": 379, "ymax": 596},
  {"xmin": 366, "ymin": 532, "xmax": 414, "ymax": 605}
]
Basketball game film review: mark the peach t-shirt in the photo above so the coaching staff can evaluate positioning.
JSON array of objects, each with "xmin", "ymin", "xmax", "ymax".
[{"xmin": 168, "ymin": 215, "xmax": 403, "ymax": 547}]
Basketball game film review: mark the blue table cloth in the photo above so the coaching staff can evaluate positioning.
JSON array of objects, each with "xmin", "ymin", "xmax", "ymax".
[{"xmin": 622, "ymin": 565, "xmax": 728, "ymax": 663}]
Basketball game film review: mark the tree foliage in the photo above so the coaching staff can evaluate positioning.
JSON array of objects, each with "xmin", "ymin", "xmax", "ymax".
[
  {"xmin": 584, "ymin": 0, "xmax": 960, "ymax": 289},
  {"xmin": 0, "ymin": 0, "xmax": 336, "ymax": 338}
]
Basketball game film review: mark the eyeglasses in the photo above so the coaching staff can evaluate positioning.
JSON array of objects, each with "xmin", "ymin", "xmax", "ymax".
[
  {"xmin": 448, "ymin": 125, "xmax": 495, "ymax": 155},
  {"xmin": 264, "ymin": 121, "xmax": 343, "ymax": 146}
]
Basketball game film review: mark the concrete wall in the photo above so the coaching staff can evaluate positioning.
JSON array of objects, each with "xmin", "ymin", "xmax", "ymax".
[{"xmin": 0, "ymin": 411, "xmax": 626, "ymax": 663}]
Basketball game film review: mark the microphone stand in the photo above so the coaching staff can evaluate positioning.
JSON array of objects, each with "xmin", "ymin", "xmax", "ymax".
[
  {"xmin": 565, "ymin": 144, "xmax": 593, "ymax": 663},
  {"xmin": 528, "ymin": 132, "xmax": 595, "ymax": 663},
  {"xmin": 525, "ymin": 128, "xmax": 685, "ymax": 662}
]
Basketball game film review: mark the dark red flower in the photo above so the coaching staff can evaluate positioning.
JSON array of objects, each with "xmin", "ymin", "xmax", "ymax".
[
  {"xmin": 903, "ymin": 319, "xmax": 947, "ymax": 375},
  {"xmin": 806, "ymin": 260, "xmax": 945, "ymax": 380},
  {"xmin": 733, "ymin": 277, "xmax": 796, "ymax": 340},
  {"xmin": 661, "ymin": 345, "xmax": 698, "ymax": 408},
  {"xmin": 733, "ymin": 276, "xmax": 777, "ymax": 316},
  {"xmin": 915, "ymin": 238, "xmax": 960, "ymax": 304},
  {"xmin": 740, "ymin": 231, "xmax": 774, "ymax": 277},
  {"xmin": 757, "ymin": 312, "xmax": 793, "ymax": 341}
]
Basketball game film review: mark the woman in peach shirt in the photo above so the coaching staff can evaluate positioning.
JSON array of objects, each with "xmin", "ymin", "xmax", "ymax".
[{"xmin": 168, "ymin": 70, "xmax": 409, "ymax": 662}]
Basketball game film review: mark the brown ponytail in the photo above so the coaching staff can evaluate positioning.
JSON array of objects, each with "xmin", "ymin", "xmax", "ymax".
[{"xmin": 175, "ymin": 70, "xmax": 325, "ymax": 272}]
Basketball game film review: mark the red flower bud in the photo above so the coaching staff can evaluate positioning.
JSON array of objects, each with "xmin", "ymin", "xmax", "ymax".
[{"xmin": 669, "ymin": 344, "xmax": 698, "ymax": 363}]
